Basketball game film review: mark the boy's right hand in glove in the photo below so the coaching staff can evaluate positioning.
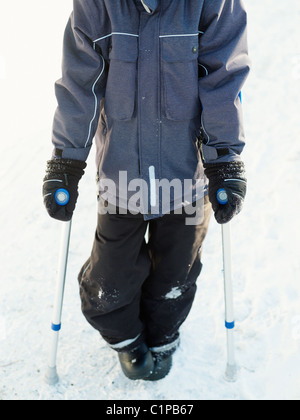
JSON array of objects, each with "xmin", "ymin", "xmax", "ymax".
[
  {"xmin": 43, "ymin": 158, "xmax": 87, "ymax": 222},
  {"xmin": 204, "ymin": 161, "xmax": 247, "ymax": 224}
]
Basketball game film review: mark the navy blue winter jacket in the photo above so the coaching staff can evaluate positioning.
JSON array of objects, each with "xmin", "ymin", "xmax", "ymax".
[{"xmin": 52, "ymin": 0, "xmax": 251, "ymax": 218}]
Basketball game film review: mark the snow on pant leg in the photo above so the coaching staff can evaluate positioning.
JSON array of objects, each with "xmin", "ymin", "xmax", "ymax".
[
  {"xmin": 141, "ymin": 196, "xmax": 212, "ymax": 349},
  {"xmin": 78, "ymin": 208, "xmax": 151, "ymax": 349}
]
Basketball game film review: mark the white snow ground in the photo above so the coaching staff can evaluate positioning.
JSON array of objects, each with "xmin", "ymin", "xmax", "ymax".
[{"xmin": 0, "ymin": 0, "xmax": 300, "ymax": 401}]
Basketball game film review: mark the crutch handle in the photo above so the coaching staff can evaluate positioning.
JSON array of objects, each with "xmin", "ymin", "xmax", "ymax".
[
  {"xmin": 55, "ymin": 188, "xmax": 70, "ymax": 206},
  {"xmin": 217, "ymin": 188, "xmax": 228, "ymax": 205}
]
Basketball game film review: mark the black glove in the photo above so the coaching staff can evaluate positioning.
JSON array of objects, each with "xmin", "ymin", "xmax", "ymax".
[
  {"xmin": 43, "ymin": 158, "xmax": 87, "ymax": 221},
  {"xmin": 204, "ymin": 161, "xmax": 247, "ymax": 224}
]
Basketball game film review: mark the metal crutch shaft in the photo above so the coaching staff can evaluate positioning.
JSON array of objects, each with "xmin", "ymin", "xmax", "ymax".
[
  {"xmin": 44, "ymin": 189, "xmax": 72, "ymax": 385},
  {"xmin": 222, "ymin": 222, "xmax": 237, "ymax": 382},
  {"xmin": 217, "ymin": 189, "xmax": 237, "ymax": 382}
]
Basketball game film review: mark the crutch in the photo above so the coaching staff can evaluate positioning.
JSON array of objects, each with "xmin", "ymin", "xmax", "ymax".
[
  {"xmin": 217, "ymin": 189, "xmax": 238, "ymax": 382},
  {"xmin": 44, "ymin": 189, "xmax": 72, "ymax": 385}
]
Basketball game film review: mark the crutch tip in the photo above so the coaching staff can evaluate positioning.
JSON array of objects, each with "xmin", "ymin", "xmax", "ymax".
[
  {"xmin": 44, "ymin": 366, "xmax": 59, "ymax": 385},
  {"xmin": 224, "ymin": 363, "xmax": 238, "ymax": 383}
]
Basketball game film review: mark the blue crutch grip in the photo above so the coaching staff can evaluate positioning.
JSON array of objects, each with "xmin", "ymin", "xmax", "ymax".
[
  {"xmin": 217, "ymin": 188, "xmax": 228, "ymax": 205},
  {"xmin": 55, "ymin": 188, "xmax": 70, "ymax": 206}
]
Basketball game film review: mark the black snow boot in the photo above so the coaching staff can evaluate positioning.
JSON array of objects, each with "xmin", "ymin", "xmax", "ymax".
[
  {"xmin": 144, "ymin": 352, "xmax": 173, "ymax": 381},
  {"xmin": 118, "ymin": 342, "xmax": 154, "ymax": 380}
]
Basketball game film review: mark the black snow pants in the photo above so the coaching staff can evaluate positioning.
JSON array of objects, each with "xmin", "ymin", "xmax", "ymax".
[{"xmin": 78, "ymin": 196, "xmax": 212, "ymax": 352}]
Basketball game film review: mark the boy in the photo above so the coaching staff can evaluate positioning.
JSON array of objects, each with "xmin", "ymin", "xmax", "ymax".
[{"xmin": 43, "ymin": 0, "xmax": 250, "ymax": 381}]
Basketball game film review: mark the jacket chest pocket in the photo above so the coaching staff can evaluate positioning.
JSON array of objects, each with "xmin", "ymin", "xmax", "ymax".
[
  {"xmin": 161, "ymin": 36, "xmax": 201, "ymax": 121},
  {"xmin": 104, "ymin": 36, "xmax": 138, "ymax": 121}
]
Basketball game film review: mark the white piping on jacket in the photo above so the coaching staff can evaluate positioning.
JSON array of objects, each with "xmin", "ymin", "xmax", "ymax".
[
  {"xmin": 141, "ymin": 0, "xmax": 152, "ymax": 13},
  {"xmin": 94, "ymin": 32, "xmax": 203, "ymax": 43},
  {"xmin": 93, "ymin": 32, "xmax": 139, "ymax": 43},
  {"xmin": 201, "ymin": 114, "xmax": 210, "ymax": 146},
  {"xmin": 85, "ymin": 54, "xmax": 105, "ymax": 148},
  {"xmin": 199, "ymin": 63, "xmax": 208, "ymax": 76},
  {"xmin": 159, "ymin": 33, "xmax": 199, "ymax": 38},
  {"xmin": 198, "ymin": 61, "xmax": 210, "ymax": 145}
]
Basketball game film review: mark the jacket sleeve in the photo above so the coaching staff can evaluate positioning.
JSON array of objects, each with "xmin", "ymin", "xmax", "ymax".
[
  {"xmin": 198, "ymin": 0, "xmax": 251, "ymax": 163},
  {"xmin": 51, "ymin": 0, "xmax": 107, "ymax": 161}
]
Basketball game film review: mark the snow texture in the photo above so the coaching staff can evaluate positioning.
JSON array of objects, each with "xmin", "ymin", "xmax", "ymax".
[
  {"xmin": 165, "ymin": 287, "xmax": 182, "ymax": 300},
  {"xmin": 0, "ymin": 0, "xmax": 300, "ymax": 400}
]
